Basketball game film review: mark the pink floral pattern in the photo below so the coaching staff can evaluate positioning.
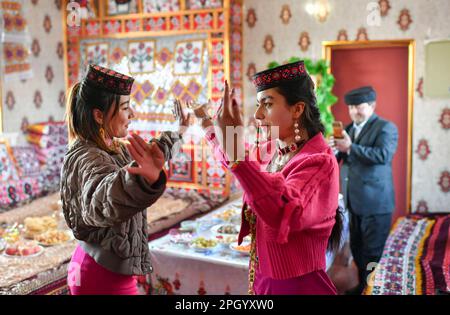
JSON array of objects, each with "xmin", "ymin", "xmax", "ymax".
[
  {"xmin": 438, "ymin": 171, "xmax": 450, "ymax": 193},
  {"xmin": 398, "ymin": 9, "xmax": 413, "ymax": 31},
  {"xmin": 415, "ymin": 139, "xmax": 431, "ymax": 161},
  {"xmin": 0, "ymin": 143, "xmax": 19, "ymax": 182},
  {"xmin": 415, "ymin": 200, "xmax": 429, "ymax": 213},
  {"xmin": 439, "ymin": 108, "xmax": 450, "ymax": 130}
]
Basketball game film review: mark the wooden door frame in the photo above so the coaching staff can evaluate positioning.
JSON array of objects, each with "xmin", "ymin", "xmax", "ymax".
[{"xmin": 322, "ymin": 39, "xmax": 415, "ymax": 213}]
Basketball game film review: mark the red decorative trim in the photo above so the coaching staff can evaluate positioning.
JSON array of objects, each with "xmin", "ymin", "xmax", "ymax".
[
  {"xmin": 85, "ymin": 64, "xmax": 134, "ymax": 95},
  {"xmin": 252, "ymin": 61, "xmax": 306, "ymax": 92}
]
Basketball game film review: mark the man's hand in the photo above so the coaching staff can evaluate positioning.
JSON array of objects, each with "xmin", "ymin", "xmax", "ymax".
[{"xmin": 332, "ymin": 130, "xmax": 352, "ymax": 154}]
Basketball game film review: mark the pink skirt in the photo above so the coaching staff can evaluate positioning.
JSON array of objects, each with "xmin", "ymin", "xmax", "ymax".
[
  {"xmin": 68, "ymin": 245, "xmax": 138, "ymax": 295},
  {"xmin": 254, "ymin": 269, "xmax": 337, "ymax": 295}
]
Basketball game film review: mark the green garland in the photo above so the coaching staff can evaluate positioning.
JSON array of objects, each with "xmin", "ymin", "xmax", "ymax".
[{"xmin": 267, "ymin": 57, "xmax": 338, "ymax": 136}]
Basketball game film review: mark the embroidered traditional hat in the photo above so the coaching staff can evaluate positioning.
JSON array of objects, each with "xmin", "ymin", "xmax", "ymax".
[
  {"xmin": 344, "ymin": 86, "xmax": 377, "ymax": 105},
  {"xmin": 251, "ymin": 61, "xmax": 308, "ymax": 92},
  {"xmin": 83, "ymin": 64, "xmax": 134, "ymax": 95}
]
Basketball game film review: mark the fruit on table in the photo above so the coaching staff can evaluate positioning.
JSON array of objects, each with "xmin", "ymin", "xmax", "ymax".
[{"xmin": 5, "ymin": 240, "xmax": 42, "ymax": 256}]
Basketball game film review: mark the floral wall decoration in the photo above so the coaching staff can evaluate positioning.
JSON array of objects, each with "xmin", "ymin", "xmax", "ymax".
[
  {"xmin": 263, "ymin": 35, "xmax": 274, "ymax": 54},
  {"xmin": 246, "ymin": 7, "xmax": 257, "ymax": 28},
  {"xmin": 398, "ymin": 9, "xmax": 413, "ymax": 31},
  {"xmin": 356, "ymin": 27, "xmax": 369, "ymax": 41},
  {"xmin": 128, "ymin": 40, "xmax": 156, "ymax": 74},
  {"xmin": 439, "ymin": 108, "xmax": 450, "ymax": 130},
  {"xmin": 299, "ymin": 31, "xmax": 311, "ymax": 52},
  {"xmin": 337, "ymin": 29, "xmax": 348, "ymax": 41},
  {"xmin": 379, "ymin": 0, "xmax": 391, "ymax": 17},
  {"xmin": 1, "ymin": 0, "xmax": 33, "ymax": 82},
  {"xmin": 415, "ymin": 139, "xmax": 431, "ymax": 161},
  {"xmin": 173, "ymin": 40, "xmax": 205, "ymax": 75},
  {"xmin": 280, "ymin": 5, "xmax": 292, "ymax": 25}
]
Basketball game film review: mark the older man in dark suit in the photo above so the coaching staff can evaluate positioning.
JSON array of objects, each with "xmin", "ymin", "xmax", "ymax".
[{"xmin": 330, "ymin": 86, "xmax": 398, "ymax": 295}]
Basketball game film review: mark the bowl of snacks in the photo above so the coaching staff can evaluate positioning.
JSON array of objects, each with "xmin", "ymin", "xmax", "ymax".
[
  {"xmin": 229, "ymin": 241, "xmax": 251, "ymax": 256},
  {"xmin": 3, "ymin": 240, "xmax": 44, "ymax": 258},
  {"xmin": 196, "ymin": 219, "xmax": 221, "ymax": 233},
  {"xmin": 34, "ymin": 230, "xmax": 74, "ymax": 246},
  {"xmin": 179, "ymin": 220, "xmax": 196, "ymax": 233},
  {"xmin": 213, "ymin": 208, "xmax": 239, "ymax": 222},
  {"xmin": 23, "ymin": 216, "xmax": 58, "ymax": 239},
  {"xmin": 189, "ymin": 237, "xmax": 218, "ymax": 253},
  {"xmin": 210, "ymin": 224, "xmax": 240, "ymax": 237},
  {"xmin": 215, "ymin": 235, "xmax": 238, "ymax": 248}
]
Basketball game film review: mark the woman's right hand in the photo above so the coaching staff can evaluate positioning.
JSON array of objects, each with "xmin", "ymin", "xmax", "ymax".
[{"xmin": 126, "ymin": 133, "xmax": 165, "ymax": 185}]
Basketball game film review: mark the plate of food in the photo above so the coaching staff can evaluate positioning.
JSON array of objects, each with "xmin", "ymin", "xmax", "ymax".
[
  {"xmin": 179, "ymin": 220, "xmax": 196, "ymax": 233},
  {"xmin": 189, "ymin": 237, "xmax": 218, "ymax": 252},
  {"xmin": 213, "ymin": 208, "xmax": 239, "ymax": 222},
  {"xmin": 23, "ymin": 216, "xmax": 58, "ymax": 239},
  {"xmin": 215, "ymin": 235, "xmax": 238, "ymax": 248},
  {"xmin": 3, "ymin": 241, "xmax": 44, "ymax": 258},
  {"xmin": 229, "ymin": 241, "xmax": 251, "ymax": 256},
  {"xmin": 34, "ymin": 230, "xmax": 74, "ymax": 246},
  {"xmin": 210, "ymin": 224, "xmax": 240, "ymax": 237}
]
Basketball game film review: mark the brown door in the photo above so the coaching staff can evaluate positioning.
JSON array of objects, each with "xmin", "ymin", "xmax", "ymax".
[{"xmin": 328, "ymin": 44, "xmax": 411, "ymax": 223}]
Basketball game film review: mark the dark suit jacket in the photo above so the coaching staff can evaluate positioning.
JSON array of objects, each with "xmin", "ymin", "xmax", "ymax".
[{"xmin": 336, "ymin": 114, "xmax": 398, "ymax": 216}]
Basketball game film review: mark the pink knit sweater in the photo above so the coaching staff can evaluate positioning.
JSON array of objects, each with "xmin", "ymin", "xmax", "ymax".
[{"xmin": 206, "ymin": 131, "xmax": 339, "ymax": 280}]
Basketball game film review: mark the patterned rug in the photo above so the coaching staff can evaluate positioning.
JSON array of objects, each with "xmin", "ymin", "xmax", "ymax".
[{"xmin": 365, "ymin": 214, "xmax": 450, "ymax": 295}]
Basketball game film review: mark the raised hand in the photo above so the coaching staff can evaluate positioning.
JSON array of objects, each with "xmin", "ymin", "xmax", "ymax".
[
  {"xmin": 126, "ymin": 133, "xmax": 165, "ymax": 184},
  {"xmin": 215, "ymin": 80, "xmax": 244, "ymax": 161},
  {"xmin": 187, "ymin": 99, "xmax": 214, "ymax": 130},
  {"xmin": 172, "ymin": 99, "xmax": 192, "ymax": 136}
]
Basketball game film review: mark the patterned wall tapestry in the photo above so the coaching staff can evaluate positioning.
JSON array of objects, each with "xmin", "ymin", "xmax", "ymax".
[
  {"xmin": 0, "ymin": 0, "xmax": 33, "ymax": 82},
  {"xmin": 79, "ymin": 34, "xmax": 209, "ymax": 134},
  {"xmin": 1, "ymin": 0, "xmax": 65, "ymax": 134},
  {"xmin": 78, "ymin": 33, "xmax": 225, "ymax": 200},
  {"xmin": 242, "ymin": 0, "xmax": 450, "ymax": 213}
]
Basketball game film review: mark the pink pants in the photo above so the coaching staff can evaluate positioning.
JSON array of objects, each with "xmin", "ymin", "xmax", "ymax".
[
  {"xmin": 254, "ymin": 269, "xmax": 337, "ymax": 295},
  {"xmin": 68, "ymin": 245, "xmax": 138, "ymax": 295}
]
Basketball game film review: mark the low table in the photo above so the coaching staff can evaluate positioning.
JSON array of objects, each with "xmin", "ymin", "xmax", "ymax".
[{"xmin": 148, "ymin": 196, "xmax": 348, "ymax": 295}]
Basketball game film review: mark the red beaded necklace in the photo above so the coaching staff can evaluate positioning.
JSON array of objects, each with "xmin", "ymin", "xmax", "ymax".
[{"xmin": 277, "ymin": 139, "xmax": 306, "ymax": 156}]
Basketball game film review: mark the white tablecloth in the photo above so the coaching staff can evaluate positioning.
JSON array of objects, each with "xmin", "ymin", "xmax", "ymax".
[{"xmin": 148, "ymin": 195, "xmax": 348, "ymax": 295}]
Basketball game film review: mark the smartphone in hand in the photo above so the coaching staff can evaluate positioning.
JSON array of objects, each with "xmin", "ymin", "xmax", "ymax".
[{"xmin": 332, "ymin": 121, "xmax": 344, "ymax": 139}]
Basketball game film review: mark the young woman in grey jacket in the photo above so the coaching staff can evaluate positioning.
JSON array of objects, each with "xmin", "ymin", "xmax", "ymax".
[{"xmin": 60, "ymin": 64, "xmax": 189, "ymax": 295}]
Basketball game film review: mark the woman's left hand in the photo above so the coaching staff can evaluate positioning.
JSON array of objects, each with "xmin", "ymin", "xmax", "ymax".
[{"xmin": 173, "ymin": 99, "xmax": 191, "ymax": 136}]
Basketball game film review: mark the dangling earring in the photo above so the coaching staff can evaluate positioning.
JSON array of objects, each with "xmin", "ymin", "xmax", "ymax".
[
  {"xmin": 255, "ymin": 125, "xmax": 262, "ymax": 163},
  {"xmin": 99, "ymin": 127, "xmax": 106, "ymax": 139},
  {"xmin": 294, "ymin": 122, "xmax": 301, "ymax": 142}
]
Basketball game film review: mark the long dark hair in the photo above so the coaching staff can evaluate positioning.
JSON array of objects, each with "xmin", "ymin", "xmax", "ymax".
[
  {"xmin": 66, "ymin": 80, "xmax": 121, "ymax": 153},
  {"xmin": 276, "ymin": 75, "xmax": 343, "ymax": 253}
]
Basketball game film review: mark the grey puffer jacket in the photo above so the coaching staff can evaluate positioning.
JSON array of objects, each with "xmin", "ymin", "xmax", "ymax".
[{"xmin": 60, "ymin": 138, "xmax": 169, "ymax": 276}]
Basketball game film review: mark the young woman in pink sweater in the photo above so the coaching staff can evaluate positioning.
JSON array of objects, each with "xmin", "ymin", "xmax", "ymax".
[{"xmin": 191, "ymin": 61, "xmax": 342, "ymax": 295}]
